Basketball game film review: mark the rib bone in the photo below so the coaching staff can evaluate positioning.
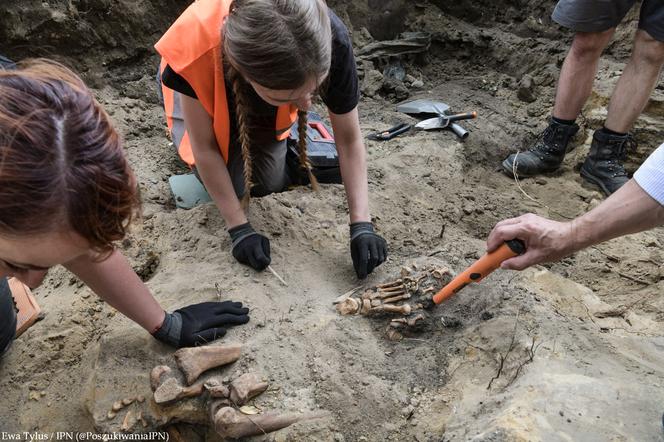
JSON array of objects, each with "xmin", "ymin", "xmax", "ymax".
[{"xmin": 174, "ymin": 344, "xmax": 242, "ymax": 385}]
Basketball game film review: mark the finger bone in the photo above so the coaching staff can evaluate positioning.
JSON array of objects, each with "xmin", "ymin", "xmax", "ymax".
[
  {"xmin": 377, "ymin": 279, "xmax": 403, "ymax": 289},
  {"xmin": 373, "ymin": 304, "xmax": 412, "ymax": 315},
  {"xmin": 360, "ymin": 299, "xmax": 372, "ymax": 315},
  {"xmin": 383, "ymin": 293, "xmax": 411, "ymax": 304}
]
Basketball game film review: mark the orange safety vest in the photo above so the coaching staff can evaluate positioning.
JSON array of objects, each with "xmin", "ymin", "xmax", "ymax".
[{"xmin": 155, "ymin": 0, "xmax": 298, "ymax": 166}]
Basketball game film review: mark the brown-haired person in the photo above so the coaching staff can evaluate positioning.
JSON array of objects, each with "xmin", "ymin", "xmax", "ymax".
[
  {"xmin": 0, "ymin": 59, "xmax": 249, "ymax": 356},
  {"xmin": 156, "ymin": 0, "xmax": 388, "ymax": 279}
]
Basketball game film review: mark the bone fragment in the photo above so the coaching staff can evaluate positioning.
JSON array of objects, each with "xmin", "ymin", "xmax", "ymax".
[
  {"xmin": 210, "ymin": 399, "xmax": 232, "ymax": 420},
  {"xmin": 229, "ymin": 373, "xmax": 269, "ymax": 406},
  {"xmin": 150, "ymin": 365, "xmax": 172, "ymax": 392},
  {"xmin": 383, "ymin": 293, "xmax": 411, "ymax": 304},
  {"xmin": 107, "ymin": 410, "xmax": 117, "ymax": 420},
  {"xmin": 401, "ymin": 266, "xmax": 413, "ymax": 277},
  {"xmin": 392, "ymin": 313, "xmax": 426, "ymax": 327},
  {"xmin": 336, "ymin": 297, "xmax": 360, "ymax": 315},
  {"xmin": 360, "ymin": 299, "xmax": 372, "ymax": 315},
  {"xmin": 407, "ymin": 313, "xmax": 426, "ymax": 326},
  {"xmin": 174, "ymin": 343, "xmax": 242, "ymax": 385},
  {"xmin": 137, "ymin": 411, "xmax": 147, "ymax": 428},
  {"xmin": 377, "ymin": 279, "xmax": 403, "ymax": 289},
  {"xmin": 213, "ymin": 406, "xmax": 330, "ymax": 439},
  {"xmin": 149, "ymin": 396, "xmax": 208, "ymax": 425},
  {"xmin": 432, "ymin": 267, "xmax": 450, "ymax": 279},
  {"xmin": 374, "ymin": 304, "xmax": 412, "ymax": 315},
  {"xmin": 204, "ymin": 378, "xmax": 230, "ymax": 398},
  {"xmin": 153, "ymin": 377, "xmax": 205, "ymax": 404},
  {"xmin": 386, "ymin": 328, "xmax": 403, "ymax": 341},
  {"xmin": 112, "ymin": 400, "xmax": 124, "ymax": 412},
  {"xmin": 121, "ymin": 410, "xmax": 135, "ymax": 432},
  {"xmin": 122, "ymin": 397, "xmax": 134, "ymax": 406},
  {"xmin": 380, "ymin": 285, "xmax": 406, "ymax": 292}
]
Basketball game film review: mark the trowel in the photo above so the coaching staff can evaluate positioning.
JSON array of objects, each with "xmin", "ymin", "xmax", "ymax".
[
  {"xmin": 415, "ymin": 111, "xmax": 477, "ymax": 131},
  {"xmin": 397, "ymin": 99, "xmax": 475, "ymax": 139}
]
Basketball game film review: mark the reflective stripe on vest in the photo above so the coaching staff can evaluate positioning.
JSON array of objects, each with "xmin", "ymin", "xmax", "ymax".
[{"xmin": 155, "ymin": 0, "xmax": 298, "ymax": 166}]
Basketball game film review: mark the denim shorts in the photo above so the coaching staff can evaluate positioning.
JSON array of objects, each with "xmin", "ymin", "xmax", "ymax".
[{"xmin": 553, "ymin": 0, "xmax": 664, "ymax": 41}]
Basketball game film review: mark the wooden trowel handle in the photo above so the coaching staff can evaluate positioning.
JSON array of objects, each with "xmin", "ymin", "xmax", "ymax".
[{"xmin": 432, "ymin": 239, "xmax": 525, "ymax": 305}]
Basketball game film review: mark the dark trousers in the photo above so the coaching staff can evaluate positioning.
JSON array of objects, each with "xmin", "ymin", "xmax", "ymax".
[{"xmin": 0, "ymin": 278, "xmax": 16, "ymax": 356}]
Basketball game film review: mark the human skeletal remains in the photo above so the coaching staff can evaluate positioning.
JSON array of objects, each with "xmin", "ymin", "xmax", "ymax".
[
  {"xmin": 128, "ymin": 343, "xmax": 328, "ymax": 438},
  {"xmin": 334, "ymin": 263, "xmax": 453, "ymax": 340}
]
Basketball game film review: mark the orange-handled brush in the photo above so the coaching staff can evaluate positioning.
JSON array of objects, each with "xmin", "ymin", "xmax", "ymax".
[{"xmin": 432, "ymin": 239, "xmax": 526, "ymax": 305}]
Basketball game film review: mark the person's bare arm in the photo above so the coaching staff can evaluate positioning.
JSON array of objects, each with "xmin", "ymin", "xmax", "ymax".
[
  {"xmin": 487, "ymin": 179, "xmax": 664, "ymax": 270},
  {"xmin": 64, "ymin": 249, "xmax": 165, "ymax": 332},
  {"xmin": 181, "ymin": 95, "xmax": 246, "ymax": 228},
  {"xmin": 64, "ymin": 249, "xmax": 251, "ymax": 347},
  {"xmin": 329, "ymin": 106, "xmax": 370, "ymax": 222}
]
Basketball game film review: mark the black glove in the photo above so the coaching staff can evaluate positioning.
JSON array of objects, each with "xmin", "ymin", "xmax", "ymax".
[
  {"xmin": 153, "ymin": 301, "xmax": 250, "ymax": 348},
  {"xmin": 350, "ymin": 222, "xmax": 388, "ymax": 279},
  {"xmin": 228, "ymin": 222, "xmax": 271, "ymax": 271}
]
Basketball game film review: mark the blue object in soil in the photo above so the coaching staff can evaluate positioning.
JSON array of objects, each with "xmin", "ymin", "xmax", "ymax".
[{"xmin": 168, "ymin": 173, "xmax": 212, "ymax": 209}]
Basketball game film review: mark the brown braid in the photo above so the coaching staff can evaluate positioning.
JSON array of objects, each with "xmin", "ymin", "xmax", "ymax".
[
  {"xmin": 227, "ymin": 64, "xmax": 254, "ymax": 208},
  {"xmin": 296, "ymin": 109, "xmax": 319, "ymax": 191}
]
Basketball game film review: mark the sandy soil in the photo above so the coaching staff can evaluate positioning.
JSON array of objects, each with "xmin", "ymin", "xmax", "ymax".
[{"xmin": 1, "ymin": 1, "xmax": 663, "ymax": 440}]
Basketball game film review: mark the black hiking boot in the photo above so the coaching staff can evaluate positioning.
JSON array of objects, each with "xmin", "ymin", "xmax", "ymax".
[
  {"xmin": 502, "ymin": 119, "xmax": 579, "ymax": 177},
  {"xmin": 580, "ymin": 129, "xmax": 635, "ymax": 196}
]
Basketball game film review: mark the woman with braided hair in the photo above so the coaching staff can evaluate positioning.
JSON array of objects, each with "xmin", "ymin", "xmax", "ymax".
[
  {"xmin": 0, "ymin": 58, "xmax": 249, "ymax": 356},
  {"xmin": 156, "ymin": 0, "xmax": 388, "ymax": 279}
]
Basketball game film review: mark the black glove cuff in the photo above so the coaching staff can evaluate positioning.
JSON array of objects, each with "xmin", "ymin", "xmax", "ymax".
[
  {"xmin": 350, "ymin": 222, "xmax": 375, "ymax": 241},
  {"xmin": 152, "ymin": 311, "xmax": 182, "ymax": 347},
  {"xmin": 228, "ymin": 222, "xmax": 258, "ymax": 249}
]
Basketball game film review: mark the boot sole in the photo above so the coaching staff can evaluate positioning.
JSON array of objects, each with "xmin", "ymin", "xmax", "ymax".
[{"xmin": 580, "ymin": 166, "xmax": 611, "ymax": 196}]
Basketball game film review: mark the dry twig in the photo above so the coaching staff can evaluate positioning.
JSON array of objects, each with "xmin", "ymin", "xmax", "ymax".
[{"xmin": 487, "ymin": 311, "xmax": 520, "ymax": 390}]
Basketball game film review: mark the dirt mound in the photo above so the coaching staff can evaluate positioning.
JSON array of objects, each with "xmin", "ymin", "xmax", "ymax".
[{"xmin": 1, "ymin": 0, "xmax": 664, "ymax": 440}]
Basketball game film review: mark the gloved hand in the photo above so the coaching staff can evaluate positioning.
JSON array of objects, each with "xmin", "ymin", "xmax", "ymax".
[
  {"xmin": 228, "ymin": 222, "xmax": 271, "ymax": 271},
  {"xmin": 350, "ymin": 222, "xmax": 388, "ymax": 279},
  {"xmin": 153, "ymin": 301, "xmax": 249, "ymax": 348}
]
